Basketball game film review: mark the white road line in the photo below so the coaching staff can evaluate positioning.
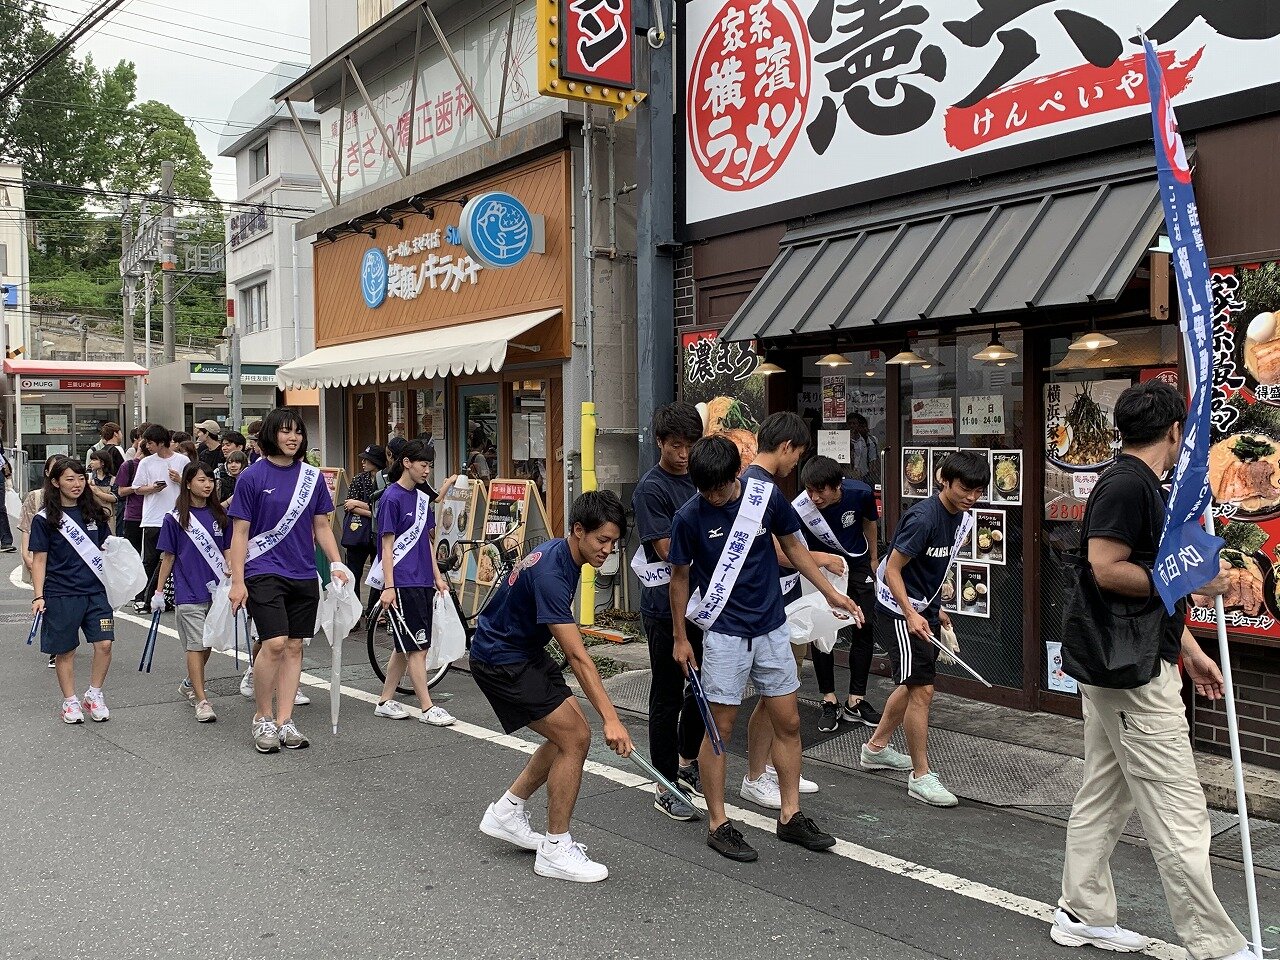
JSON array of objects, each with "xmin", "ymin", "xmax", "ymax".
[{"xmin": 10, "ymin": 565, "xmax": 1185, "ymax": 959}]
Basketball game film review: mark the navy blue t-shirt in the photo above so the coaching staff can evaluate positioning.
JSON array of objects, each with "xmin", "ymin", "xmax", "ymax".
[
  {"xmin": 632, "ymin": 463, "xmax": 696, "ymax": 620},
  {"xmin": 668, "ymin": 472, "xmax": 801, "ymax": 639},
  {"xmin": 800, "ymin": 479, "xmax": 878, "ymax": 560},
  {"xmin": 878, "ymin": 495, "xmax": 964, "ymax": 622},
  {"xmin": 29, "ymin": 506, "xmax": 110, "ymax": 599},
  {"xmin": 469, "ymin": 538, "xmax": 579, "ymax": 665}
]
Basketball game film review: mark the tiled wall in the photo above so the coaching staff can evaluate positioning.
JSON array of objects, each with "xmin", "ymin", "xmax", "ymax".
[{"xmin": 1195, "ymin": 644, "xmax": 1280, "ymax": 771}]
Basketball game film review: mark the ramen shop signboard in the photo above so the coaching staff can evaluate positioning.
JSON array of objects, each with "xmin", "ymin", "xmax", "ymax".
[{"xmin": 1190, "ymin": 262, "xmax": 1280, "ymax": 638}]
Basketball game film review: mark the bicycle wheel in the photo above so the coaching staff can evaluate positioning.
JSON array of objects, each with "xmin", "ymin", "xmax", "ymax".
[{"xmin": 366, "ymin": 602, "xmax": 414, "ymax": 697}]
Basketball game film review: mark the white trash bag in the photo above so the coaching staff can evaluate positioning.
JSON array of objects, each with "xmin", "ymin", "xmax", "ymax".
[
  {"xmin": 101, "ymin": 536, "xmax": 148, "ymax": 610},
  {"xmin": 6, "ymin": 488, "xmax": 21, "ymax": 530},
  {"xmin": 321, "ymin": 576, "xmax": 363, "ymax": 647},
  {"xmin": 202, "ymin": 578, "xmax": 237, "ymax": 652},
  {"xmin": 428, "ymin": 592, "xmax": 466, "ymax": 670},
  {"xmin": 785, "ymin": 566, "xmax": 850, "ymax": 654}
]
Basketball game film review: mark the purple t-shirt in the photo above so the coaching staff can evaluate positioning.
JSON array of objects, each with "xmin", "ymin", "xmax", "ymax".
[
  {"xmin": 375, "ymin": 482, "xmax": 437, "ymax": 588},
  {"xmin": 157, "ymin": 506, "xmax": 230, "ymax": 605},
  {"xmin": 116, "ymin": 458, "xmax": 143, "ymax": 522},
  {"xmin": 228, "ymin": 459, "xmax": 335, "ymax": 581}
]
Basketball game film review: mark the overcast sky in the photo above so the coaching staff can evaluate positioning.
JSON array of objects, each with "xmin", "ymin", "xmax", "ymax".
[{"xmin": 49, "ymin": 0, "xmax": 312, "ymax": 201}]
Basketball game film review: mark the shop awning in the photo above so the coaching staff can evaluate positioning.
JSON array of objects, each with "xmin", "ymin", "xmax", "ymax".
[
  {"xmin": 719, "ymin": 153, "xmax": 1164, "ymax": 342},
  {"xmin": 275, "ymin": 308, "xmax": 559, "ymax": 389},
  {"xmin": 4, "ymin": 359, "xmax": 149, "ymax": 377}
]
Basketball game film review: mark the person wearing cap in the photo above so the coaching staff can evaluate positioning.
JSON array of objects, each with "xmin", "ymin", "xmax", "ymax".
[
  {"xmin": 195, "ymin": 420, "xmax": 225, "ymax": 472},
  {"xmin": 343, "ymin": 443, "xmax": 387, "ymax": 603}
]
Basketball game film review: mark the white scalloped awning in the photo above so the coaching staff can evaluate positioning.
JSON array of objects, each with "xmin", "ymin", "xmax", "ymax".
[{"xmin": 275, "ymin": 309, "xmax": 559, "ymax": 389}]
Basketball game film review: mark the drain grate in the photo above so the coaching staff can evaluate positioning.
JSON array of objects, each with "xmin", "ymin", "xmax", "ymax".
[
  {"xmin": 1011, "ymin": 803, "xmax": 1239, "ymax": 840},
  {"xmin": 1205, "ymin": 819, "xmax": 1280, "ymax": 869},
  {"xmin": 805, "ymin": 725, "xmax": 1088, "ymax": 807}
]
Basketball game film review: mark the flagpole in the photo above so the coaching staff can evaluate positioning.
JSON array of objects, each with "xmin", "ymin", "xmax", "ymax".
[{"xmin": 1202, "ymin": 508, "xmax": 1263, "ymax": 956}]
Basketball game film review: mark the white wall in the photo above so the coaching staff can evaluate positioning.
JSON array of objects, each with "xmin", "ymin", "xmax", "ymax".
[
  {"xmin": 310, "ymin": 0, "xmax": 361, "ymax": 62},
  {"xmin": 0, "ymin": 163, "xmax": 30, "ymax": 359}
]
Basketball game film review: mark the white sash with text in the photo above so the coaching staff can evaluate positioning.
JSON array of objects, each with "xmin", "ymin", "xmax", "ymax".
[
  {"xmin": 874, "ymin": 510, "xmax": 974, "ymax": 617},
  {"xmin": 245, "ymin": 463, "xmax": 321, "ymax": 563},
  {"xmin": 685, "ymin": 478, "xmax": 772, "ymax": 632}
]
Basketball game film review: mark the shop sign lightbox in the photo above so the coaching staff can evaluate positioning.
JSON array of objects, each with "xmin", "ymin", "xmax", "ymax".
[
  {"xmin": 684, "ymin": 0, "xmax": 1280, "ymax": 234},
  {"xmin": 536, "ymin": 0, "xmax": 646, "ymax": 120}
]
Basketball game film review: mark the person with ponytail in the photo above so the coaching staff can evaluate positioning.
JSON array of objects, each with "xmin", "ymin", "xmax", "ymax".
[
  {"xmin": 155, "ymin": 463, "xmax": 231, "ymax": 724},
  {"xmin": 370, "ymin": 439, "xmax": 456, "ymax": 726},
  {"xmin": 29, "ymin": 458, "xmax": 115, "ymax": 724}
]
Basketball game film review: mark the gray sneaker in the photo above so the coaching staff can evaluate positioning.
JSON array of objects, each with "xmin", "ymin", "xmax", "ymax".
[
  {"xmin": 278, "ymin": 720, "xmax": 309, "ymax": 750},
  {"xmin": 252, "ymin": 716, "xmax": 280, "ymax": 754},
  {"xmin": 179, "ymin": 678, "xmax": 196, "ymax": 703},
  {"xmin": 653, "ymin": 788, "xmax": 697, "ymax": 821},
  {"xmin": 194, "ymin": 699, "xmax": 217, "ymax": 723},
  {"xmin": 860, "ymin": 742, "xmax": 913, "ymax": 771},
  {"xmin": 908, "ymin": 771, "xmax": 958, "ymax": 807}
]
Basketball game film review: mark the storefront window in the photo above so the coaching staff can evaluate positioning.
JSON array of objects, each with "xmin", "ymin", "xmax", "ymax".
[
  {"xmin": 510, "ymin": 379, "xmax": 547, "ymax": 496},
  {"xmin": 460, "ymin": 385, "xmax": 500, "ymax": 481},
  {"xmin": 1039, "ymin": 324, "xmax": 1180, "ymax": 698},
  {"xmin": 897, "ymin": 332, "xmax": 1025, "ymax": 690},
  {"xmin": 351, "ymin": 391, "xmax": 379, "ymax": 458},
  {"xmin": 798, "ymin": 350, "xmax": 888, "ymax": 490},
  {"xmin": 386, "ymin": 389, "xmax": 407, "ymax": 442}
]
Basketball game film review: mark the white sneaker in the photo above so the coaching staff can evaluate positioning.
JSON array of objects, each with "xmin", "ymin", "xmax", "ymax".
[
  {"xmin": 479, "ymin": 802, "xmax": 544, "ymax": 851},
  {"xmin": 420, "ymin": 705, "xmax": 456, "ymax": 726},
  {"xmin": 61, "ymin": 697, "xmax": 84, "ymax": 724},
  {"xmin": 739, "ymin": 774, "xmax": 782, "ymax": 810},
  {"xmin": 239, "ymin": 668, "xmax": 254, "ymax": 699},
  {"xmin": 764, "ymin": 764, "xmax": 819, "ymax": 794},
  {"xmin": 293, "ymin": 689, "xmax": 310, "ymax": 706},
  {"xmin": 1050, "ymin": 908, "xmax": 1150, "ymax": 953},
  {"xmin": 374, "ymin": 700, "xmax": 409, "ymax": 719},
  {"xmin": 534, "ymin": 838, "xmax": 608, "ymax": 883},
  {"xmin": 81, "ymin": 688, "xmax": 109, "ymax": 722}
]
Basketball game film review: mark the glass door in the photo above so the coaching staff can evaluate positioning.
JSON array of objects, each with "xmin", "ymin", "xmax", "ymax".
[{"xmin": 458, "ymin": 384, "xmax": 500, "ymax": 482}]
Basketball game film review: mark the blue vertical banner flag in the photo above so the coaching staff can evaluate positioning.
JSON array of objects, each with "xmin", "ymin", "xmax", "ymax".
[{"xmin": 1144, "ymin": 38, "xmax": 1223, "ymax": 614}]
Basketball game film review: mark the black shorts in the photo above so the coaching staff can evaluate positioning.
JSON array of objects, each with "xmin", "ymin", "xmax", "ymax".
[
  {"xmin": 888, "ymin": 615, "xmax": 939, "ymax": 686},
  {"xmin": 388, "ymin": 586, "xmax": 434, "ymax": 654},
  {"xmin": 246, "ymin": 574, "xmax": 320, "ymax": 641},
  {"xmin": 472, "ymin": 652, "xmax": 572, "ymax": 734},
  {"xmin": 41, "ymin": 593, "xmax": 114, "ymax": 655}
]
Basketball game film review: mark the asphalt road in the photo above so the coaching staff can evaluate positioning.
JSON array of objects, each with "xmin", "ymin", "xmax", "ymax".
[{"xmin": 0, "ymin": 555, "xmax": 1275, "ymax": 960}]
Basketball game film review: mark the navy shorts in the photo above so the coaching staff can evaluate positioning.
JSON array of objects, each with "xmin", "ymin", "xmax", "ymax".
[
  {"xmin": 388, "ymin": 586, "xmax": 435, "ymax": 654},
  {"xmin": 246, "ymin": 575, "xmax": 319, "ymax": 641},
  {"xmin": 42, "ymin": 593, "xmax": 114, "ymax": 656}
]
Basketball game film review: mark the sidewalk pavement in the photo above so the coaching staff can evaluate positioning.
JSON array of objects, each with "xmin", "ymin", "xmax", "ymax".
[{"xmin": 583, "ymin": 641, "xmax": 1280, "ymax": 874}]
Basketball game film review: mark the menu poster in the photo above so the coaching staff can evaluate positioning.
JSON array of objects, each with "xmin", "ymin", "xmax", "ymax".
[
  {"xmin": 818, "ymin": 429, "xmax": 851, "ymax": 464},
  {"xmin": 958, "ymin": 520, "xmax": 976, "ymax": 560},
  {"xmin": 990, "ymin": 451, "xmax": 1022, "ymax": 505},
  {"xmin": 956, "ymin": 562, "xmax": 991, "ymax": 619},
  {"xmin": 1043, "ymin": 379, "xmax": 1125, "ymax": 522},
  {"xmin": 929, "ymin": 447, "xmax": 957, "ymax": 490},
  {"xmin": 822, "ymin": 376, "xmax": 847, "ymax": 423},
  {"xmin": 959, "ymin": 395, "xmax": 1005, "ymax": 436},
  {"xmin": 959, "ymin": 448, "xmax": 992, "ymax": 502},
  {"xmin": 476, "ymin": 479, "xmax": 553, "ymax": 590},
  {"xmin": 973, "ymin": 509, "xmax": 1006, "ymax": 566},
  {"xmin": 438, "ymin": 479, "xmax": 479, "ymax": 586},
  {"xmin": 1187, "ymin": 262, "xmax": 1280, "ymax": 638},
  {"xmin": 940, "ymin": 562, "xmax": 959, "ymax": 613},
  {"xmin": 1045, "ymin": 641, "xmax": 1079, "ymax": 694},
  {"xmin": 20, "ymin": 405, "xmax": 40, "ymax": 434},
  {"xmin": 902, "ymin": 447, "xmax": 929, "ymax": 499}
]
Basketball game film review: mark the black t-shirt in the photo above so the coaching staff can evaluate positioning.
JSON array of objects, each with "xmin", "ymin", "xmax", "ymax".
[
  {"xmin": 1083, "ymin": 454, "xmax": 1182, "ymax": 663},
  {"xmin": 632, "ymin": 464, "xmax": 696, "ymax": 619},
  {"xmin": 199, "ymin": 445, "xmax": 225, "ymax": 470}
]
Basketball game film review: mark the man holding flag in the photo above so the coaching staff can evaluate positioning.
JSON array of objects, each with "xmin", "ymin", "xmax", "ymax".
[{"xmin": 1052, "ymin": 37, "xmax": 1261, "ymax": 960}]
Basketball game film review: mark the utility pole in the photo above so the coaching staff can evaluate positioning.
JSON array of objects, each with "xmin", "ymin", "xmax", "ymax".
[
  {"xmin": 160, "ymin": 160, "xmax": 175, "ymax": 363},
  {"xmin": 121, "ymin": 197, "xmax": 134, "ymax": 364},
  {"xmin": 634, "ymin": 0, "xmax": 676, "ymax": 474},
  {"xmin": 226, "ymin": 296, "xmax": 242, "ymax": 428}
]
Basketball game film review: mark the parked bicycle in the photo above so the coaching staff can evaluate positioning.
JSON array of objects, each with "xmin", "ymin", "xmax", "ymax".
[{"xmin": 365, "ymin": 535, "xmax": 543, "ymax": 694}]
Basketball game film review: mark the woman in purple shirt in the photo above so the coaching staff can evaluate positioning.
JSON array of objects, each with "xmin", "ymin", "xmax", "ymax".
[{"xmin": 228, "ymin": 409, "xmax": 350, "ymax": 754}]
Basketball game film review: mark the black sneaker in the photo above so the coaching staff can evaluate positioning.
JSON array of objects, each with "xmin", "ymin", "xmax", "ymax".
[
  {"xmin": 47, "ymin": 654, "xmax": 56, "ymax": 669},
  {"xmin": 841, "ymin": 699, "xmax": 882, "ymax": 727},
  {"xmin": 0, "ymin": 543, "xmax": 15, "ymax": 553},
  {"xmin": 777, "ymin": 812, "xmax": 836, "ymax": 851},
  {"xmin": 707, "ymin": 820, "xmax": 758, "ymax": 862},
  {"xmin": 677, "ymin": 761, "xmax": 704, "ymax": 799},
  {"xmin": 817, "ymin": 701, "xmax": 840, "ymax": 732}
]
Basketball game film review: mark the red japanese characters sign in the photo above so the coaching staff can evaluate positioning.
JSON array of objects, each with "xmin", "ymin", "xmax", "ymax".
[
  {"xmin": 684, "ymin": 0, "xmax": 1280, "ymax": 231},
  {"xmin": 687, "ymin": 0, "xmax": 811, "ymax": 191},
  {"xmin": 560, "ymin": 0, "xmax": 635, "ymax": 89}
]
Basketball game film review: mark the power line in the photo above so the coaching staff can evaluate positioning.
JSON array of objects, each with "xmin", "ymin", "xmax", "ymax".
[
  {"xmin": 0, "ymin": 0, "xmax": 129, "ymax": 100},
  {"xmin": 32, "ymin": 0, "xmax": 310, "ymax": 56},
  {"xmin": 0, "ymin": 177, "xmax": 316, "ymax": 215},
  {"xmin": 125, "ymin": 0, "xmax": 310, "ymax": 44},
  {"xmin": 12, "ymin": 94, "xmax": 293, "ymax": 131}
]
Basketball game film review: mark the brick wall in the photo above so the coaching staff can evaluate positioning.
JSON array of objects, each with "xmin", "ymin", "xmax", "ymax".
[
  {"xmin": 1194, "ymin": 643, "xmax": 1280, "ymax": 771},
  {"xmin": 674, "ymin": 247, "xmax": 694, "ymax": 327}
]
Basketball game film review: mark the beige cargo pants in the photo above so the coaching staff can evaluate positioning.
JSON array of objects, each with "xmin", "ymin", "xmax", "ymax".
[{"xmin": 1060, "ymin": 661, "xmax": 1247, "ymax": 960}]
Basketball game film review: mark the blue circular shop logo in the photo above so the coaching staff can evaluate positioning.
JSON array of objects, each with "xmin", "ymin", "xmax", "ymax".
[
  {"xmin": 360, "ymin": 247, "xmax": 388, "ymax": 308},
  {"xmin": 460, "ymin": 192, "xmax": 533, "ymax": 269}
]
